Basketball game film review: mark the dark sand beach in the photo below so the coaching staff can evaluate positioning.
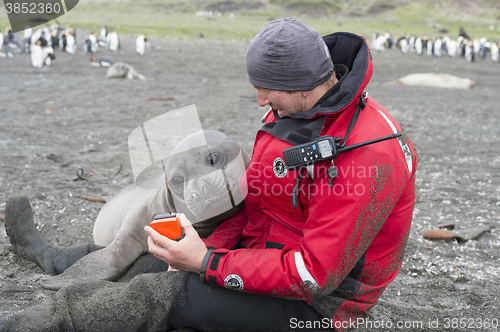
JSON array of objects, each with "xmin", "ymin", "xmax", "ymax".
[{"xmin": 1, "ymin": 32, "xmax": 499, "ymax": 331}]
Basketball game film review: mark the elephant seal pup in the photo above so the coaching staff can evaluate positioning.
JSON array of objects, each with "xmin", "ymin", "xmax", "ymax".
[
  {"xmin": 388, "ymin": 73, "xmax": 474, "ymax": 89},
  {"xmin": 5, "ymin": 130, "xmax": 249, "ymax": 290},
  {"xmin": 106, "ymin": 62, "xmax": 145, "ymax": 80}
]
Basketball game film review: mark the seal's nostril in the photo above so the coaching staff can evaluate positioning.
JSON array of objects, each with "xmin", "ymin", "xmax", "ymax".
[
  {"xmin": 189, "ymin": 179, "xmax": 209, "ymax": 200},
  {"xmin": 201, "ymin": 183, "xmax": 208, "ymax": 196}
]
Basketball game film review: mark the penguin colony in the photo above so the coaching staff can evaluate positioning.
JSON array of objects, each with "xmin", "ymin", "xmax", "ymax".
[
  {"xmin": 1, "ymin": 20, "xmax": 152, "ymax": 77},
  {"xmin": 2, "ymin": 21, "xmax": 497, "ymax": 67},
  {"xmin": 370, "ymin": 27, "xmax": 500, "ymax": 63}
]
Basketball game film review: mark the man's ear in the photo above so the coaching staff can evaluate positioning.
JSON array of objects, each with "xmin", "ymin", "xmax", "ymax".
[{"xmin": 302, "ymin": 90, "xmax": 311, "ymax": 98}]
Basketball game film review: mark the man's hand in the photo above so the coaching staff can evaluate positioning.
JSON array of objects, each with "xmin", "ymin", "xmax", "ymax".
[{"xmin": 144, "ymin": 214, "xmax": 208, "ymax": 274}]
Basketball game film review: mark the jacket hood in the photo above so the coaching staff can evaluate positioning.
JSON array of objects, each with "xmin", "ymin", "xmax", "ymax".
[
  {"xmin": 290, "ymin": 32, "xmax": 373, "ymax": 120},
  {"xmin": 259, "ymin": 32, "xmax": 373, "ymax": 146}
]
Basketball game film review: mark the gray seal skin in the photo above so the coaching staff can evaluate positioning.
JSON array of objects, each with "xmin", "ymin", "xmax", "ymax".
[
  {"xmin": 165, "ymin": 130, "xmax": 250, "ymax": 237},
  {"xmin": 106, "ymin": 62, "xmax": 145, "ymax": 80},
  {"xmin": 6, "ymin": 130, "xmax": 249, "ymax": 290}
]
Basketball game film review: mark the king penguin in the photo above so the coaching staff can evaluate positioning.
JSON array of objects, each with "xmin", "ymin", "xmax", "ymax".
[
  {"xmin": 99, "ymin": 26, "xmax": 108, "ymax": 47},
  {"xmin": 491, "ymin": 42, "xmax": 499, "ymax": 62},
  {"xmin": 1, "ymin": 30, "xmax": 14, "ymax": 58},
  {"xmin": 31, "ymin": 41, "xmax": 44, "ymax": 68},
  {"xmin": 43, "ymin": 46, "xmax": 55, "ymax": 66},
  {"xmin": 83, "ymin": 38, "xmax": 92, "ymax": 54},
  {"xmin": 106, "ymin": 31, "xmax": 120, "ymax": 52},
  {"xmin": 65, "ymin": 28, "xmax": 76, "ymax": 55},
  {"xmin": 91, "ymin": 57, "xmax": 113, "ymax": 67},
  {"xmin": 89, "ymin": 32, "xmax": 98, "ymax": 53},
  {"xmin": 136, "ymin": 34, "xmax": 147, "ymax": 55},
  {"xmin": 23, "ymin": 27, "xmax": 32, "ymax": 52},
  {"xmin": 59, "ymin": 31, "xmax": 67, "ymax": 51}
]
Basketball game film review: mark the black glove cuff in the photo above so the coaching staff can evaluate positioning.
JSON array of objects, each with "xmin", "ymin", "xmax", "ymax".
[{"xmin": 199, "ymin": 249, "xmax": 214, "ymax": 282}]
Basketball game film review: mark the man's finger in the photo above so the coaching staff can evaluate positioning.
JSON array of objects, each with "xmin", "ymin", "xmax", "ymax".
[
  {"xmin": 178, "ymin": 213, "xmax": 192, "ymax": 227},
  {"xmin": 145, "ymin": 226, "xmax": 160, "ymax": 244},
  {"xmin": 144, "ymin": 225, "xmax": 159, "ymax": 237},
  {"xmin": 147, "ymin": 234, "xmax": 161, "ymax": 249},
  {"xmin": 179, "ymin": 213, "xmax": 196, "ymax": 236},
  {"xmin": 145, "ymin": 226, "xmax": 170, "ymax": 248},
  {"xmin": 147, "ymin": 235, "xmax": 173, "ymax": 264}
]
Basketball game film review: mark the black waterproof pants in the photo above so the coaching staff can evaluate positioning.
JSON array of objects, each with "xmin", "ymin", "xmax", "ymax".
[
  {"xmin": 165, "ymin": 273, "xmax": 333, "ymax": 332},
  {"xmin": 1, "ymin": 269, "xmax": 333, "ymax": 332}
]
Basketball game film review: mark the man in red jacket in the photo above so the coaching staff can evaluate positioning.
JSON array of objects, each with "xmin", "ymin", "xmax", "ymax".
[
  {"xmin": 1, "ymin": 17, "xmax": 417, "ymax": 332},
  {"xmin": 145, "ymin": 17, "xmax": 418, "ymax": 331}
]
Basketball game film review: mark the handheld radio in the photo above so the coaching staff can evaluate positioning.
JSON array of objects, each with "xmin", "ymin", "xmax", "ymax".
[
  {"xmin": 282, "ymin": 132, "xmax": 402, "ymax": 208},
  {"xmin": 283, "ymin": 133, "xmax": 402, "ymax": 170}
]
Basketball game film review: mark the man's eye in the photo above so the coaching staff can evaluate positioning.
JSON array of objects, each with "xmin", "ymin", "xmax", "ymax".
[{"xmin": 206, "ymin": 152, "xmax": 224, "ymax": 167}]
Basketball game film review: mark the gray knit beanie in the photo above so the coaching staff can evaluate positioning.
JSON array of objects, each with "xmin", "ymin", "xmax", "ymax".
[{"xmin": 245, "ymin": 17, "xmax": 334, "ymax": 91}]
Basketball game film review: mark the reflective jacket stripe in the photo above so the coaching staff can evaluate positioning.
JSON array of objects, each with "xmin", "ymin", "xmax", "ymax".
[
  {"xmin": 377, "ymin": 109, "xmax": 413, "ymax": 173},
  {"xmin": 294, "ymin": 252, "xmax": 318, "ymax": 287}
]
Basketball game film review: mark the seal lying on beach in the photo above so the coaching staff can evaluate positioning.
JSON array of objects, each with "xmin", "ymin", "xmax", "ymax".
[
  {"xmin": 388, "ymin": 73, "xmax": 474, "ymax": 89},
  {"xmin": 5, "ymin": 130, "xmax": 249, "ymax": 290},
  {"xmin": 106, "ymin": 61, "xmax": 145, "ymax": 80}
]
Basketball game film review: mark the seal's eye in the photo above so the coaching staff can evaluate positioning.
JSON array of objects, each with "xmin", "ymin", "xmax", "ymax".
[
  {"xmin": 169, "ymin": 175, "xmax": 184, "ymax": 197},
  {"xmin": 206, "ymin": 152, "xmax": 224, "ymax": 167}
]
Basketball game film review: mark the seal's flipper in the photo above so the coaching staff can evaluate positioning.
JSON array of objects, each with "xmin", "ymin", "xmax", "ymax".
[
  {"xmin": 40, "ymin": 246, "xmax": 127, "ymax": 290},
  {"xmin": 4, "ymin": 196, "xmax": 102, "ymax": 275},
  {"xmin": 41, "ymin": 229, "xmax": 146, "ymax": 290},
  {"xmin": 116, "ymin": 253, "xmax": 169, "ymax": 282},
  {"xmin": 1, "ymin": 272, "xmax": 189, "ymax": 332}
]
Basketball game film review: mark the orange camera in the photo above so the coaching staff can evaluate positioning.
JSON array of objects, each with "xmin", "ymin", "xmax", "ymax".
[{"xmin": 150, "ymin": 213, "xmax": 182, "ymax": 240}]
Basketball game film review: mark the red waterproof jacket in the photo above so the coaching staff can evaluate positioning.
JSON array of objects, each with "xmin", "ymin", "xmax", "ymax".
[{"xmin": 201, "ymin": 32, "xmax": 418, "ymax": 331}]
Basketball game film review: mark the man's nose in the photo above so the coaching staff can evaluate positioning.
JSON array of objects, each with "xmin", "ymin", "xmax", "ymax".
[{"xmin": 256, "ymin": 91, "xmax": 270, "ymax": 107}]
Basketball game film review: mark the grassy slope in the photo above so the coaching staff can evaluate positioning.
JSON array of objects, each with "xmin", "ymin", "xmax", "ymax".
[{"xmin": 1, "ymin": 0, "xmax": 499, "ymax": 42}]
